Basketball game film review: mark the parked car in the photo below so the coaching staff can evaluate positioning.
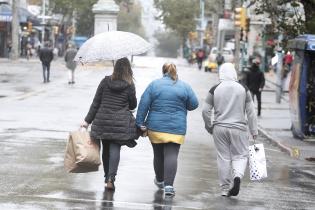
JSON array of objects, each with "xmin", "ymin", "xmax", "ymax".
[
  {"xmin": 204, "ymin": 47, "xmax": 218, "ymax": 72},
  {"xmin": 204, "ymin": 47, "xmax": 235, "ymax": 72}
]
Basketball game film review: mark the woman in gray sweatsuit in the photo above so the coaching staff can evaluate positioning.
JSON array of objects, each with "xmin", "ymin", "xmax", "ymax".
[{"xmin": 202, "ymin": 63, "xmax": 258, "ymax": 197}]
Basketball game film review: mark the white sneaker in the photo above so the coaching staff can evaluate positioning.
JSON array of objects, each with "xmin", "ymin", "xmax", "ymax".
[
  {"xmin": 164, "ymin": 185, "xmax": 175, "ymax": 196},
  {"xmin": 221, "ymin": 190, "xmax": 229, "ymax": 196}
]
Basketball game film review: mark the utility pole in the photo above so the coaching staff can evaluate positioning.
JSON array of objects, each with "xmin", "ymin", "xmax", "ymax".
[
  {"xmin": 199, "ymin": 0, "xmax": 205, "ymax": 48},
  {"xmin": 11, "ymin": 0, "xmax": 19, "ymax": 60},
  {"xmin": 41, "ymin": 0, "xmax": 46, "ymax": 43},
  {"xmin": 276, "ymin": 33, "xmax": 283, "ymax": 103},
  {"xmin": 234, "ymin": 0, "xmax": 243, "ymax": 73}
]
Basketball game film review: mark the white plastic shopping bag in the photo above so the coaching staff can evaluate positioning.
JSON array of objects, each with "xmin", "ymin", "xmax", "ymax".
[{"xmin": 248, "ymin": 143, "xmax": 267, "ymax": 181}]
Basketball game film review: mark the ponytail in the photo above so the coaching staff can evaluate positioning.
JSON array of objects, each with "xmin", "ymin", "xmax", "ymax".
[{"xmin": 162, "ymin": 63, "xmax": 178, "ymax": 81}]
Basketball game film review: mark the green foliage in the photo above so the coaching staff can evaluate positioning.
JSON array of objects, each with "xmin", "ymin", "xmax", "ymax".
[
  {"xmin": 50, "ymin": 0, "xmax": 145, "ymax": 37},
  {"xmin": 301, "ymin": 0, "xmax": 315, "ymax": 33},
  {"xmin": 117, "ymin": 1, "xmax": 146, "ymax": 38},
  {"xmin": 50, "ymin": 0, "xmax": 97, "ymax": 36},
  {"xmin": 154, "ymin": 0, "xmax": 198, "ymax": 39},
  {"xmin": 154, "ymin": 31, "xmax": 181, "ymax": 58},
  {"xmin": 255, "ymin": 0, "xmax": 315, "ymax": 39}
]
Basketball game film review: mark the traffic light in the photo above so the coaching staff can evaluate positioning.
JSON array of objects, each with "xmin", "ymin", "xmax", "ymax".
[
  {"xmin": 245, "ymin": 18, "xmax": 250, "ymax": 32},
  {"xmin": 234, "ymin": 7, "xmax": 246, "ymax": 29},
  {"xmin": 188, "ymin": 31, "xmax": 198, "ymax": 41}
]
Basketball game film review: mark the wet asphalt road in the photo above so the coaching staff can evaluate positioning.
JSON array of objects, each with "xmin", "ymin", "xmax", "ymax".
[{"xmin": 0, "ymin": 57, "xmax": 314, "ymax": 210}]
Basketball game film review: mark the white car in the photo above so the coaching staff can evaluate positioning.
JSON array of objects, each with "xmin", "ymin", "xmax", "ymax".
[
  {"xmin": 208, "ymin": 47, "xmax": 234, "ymax": 63},
  {"xmin": 208, "ymin": 47, "xmax": 218, "ymax": 62}
]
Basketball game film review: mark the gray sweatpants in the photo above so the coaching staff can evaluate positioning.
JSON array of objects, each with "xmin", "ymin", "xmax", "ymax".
[{"xmin": 212, "ymin": 126, "xmax": 249, "ymax": 190}]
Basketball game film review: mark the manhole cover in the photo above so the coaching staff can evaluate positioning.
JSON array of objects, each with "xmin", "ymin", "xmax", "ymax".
[
  {"xmin": 1, "ymin": 80, "xmax": 9, "ymax": 83},
  {"xmin": 0, "ymin": 95, "xmax": 7, "ymax": 98}
]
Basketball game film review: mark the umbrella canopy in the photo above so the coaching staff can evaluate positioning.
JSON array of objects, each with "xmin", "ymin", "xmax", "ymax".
[{"xmin": 74, "ymin": 31, "xmax": 151, "ymax": 63}]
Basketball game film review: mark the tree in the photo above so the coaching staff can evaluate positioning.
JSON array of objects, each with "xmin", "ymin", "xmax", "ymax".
[
  {"xmin": 117, "ymin": 1, "xmax": 146, "ymax": 38},
  {"xmin": 301, "ymin": 0, "xmax": 315, "ymax": 33},
  {"xmin": 50, "ymin": 0, "xmax": 97, "ymax": 36},
  {"xmin": 50, "ymin": 0, "xmax": 144, "ymax": 37},
  {"xmin": 154, "ymin": 0, "xmax": 198, "ymax": 41},
  {"xmin": 254, "ymin": 0, "xmax": 315, "ymax": 43},
  {"xmin": 154, "ymin": 31, "xmax": 181, "ymax": 57}
]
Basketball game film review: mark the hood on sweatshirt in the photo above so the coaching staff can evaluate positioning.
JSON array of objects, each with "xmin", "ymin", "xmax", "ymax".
[{"xmin": 219, "ymin": 63, "xmax": 237, "ymax": 81}]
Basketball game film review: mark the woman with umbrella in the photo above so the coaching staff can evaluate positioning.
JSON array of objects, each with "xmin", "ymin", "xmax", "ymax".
[
  {"xmin": 81, "ymin": 57, "xmax": 138, "ymax": 190},
  {"xmin": 136, "ymin": 63, "xmax": 199, "ymax": 196}
]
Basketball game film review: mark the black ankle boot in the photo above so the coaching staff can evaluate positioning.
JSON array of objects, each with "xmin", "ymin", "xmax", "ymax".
[{"xmin": 228, "ymin": 177, "xmax": 241, "ymax": 196}]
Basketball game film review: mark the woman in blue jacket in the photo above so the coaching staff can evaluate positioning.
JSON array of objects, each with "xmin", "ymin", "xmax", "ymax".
[{"xmin": 136, "ymin": 63, "xmax": 199, "ymax": 196}]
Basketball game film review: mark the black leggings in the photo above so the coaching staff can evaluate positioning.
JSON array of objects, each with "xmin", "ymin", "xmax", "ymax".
[
  {"xmin": 101, "ymin": 141, "xmax": 121, "ymax": 182},
  {"xmin": 151, "ymin": 143, "xmax": 180, "ymax": 186},
  {"xmin": 251, "ymin": 91, "xmax": 262, "ymax": 116}
]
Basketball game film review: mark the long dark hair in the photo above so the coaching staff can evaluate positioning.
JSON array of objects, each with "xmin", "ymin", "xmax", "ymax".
[{"xmin": 111, "ymin": 57, "xmax": 134, "ymax": 84}]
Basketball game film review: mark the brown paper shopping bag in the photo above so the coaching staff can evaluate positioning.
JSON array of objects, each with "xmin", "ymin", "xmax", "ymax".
[{"xmin": 64, "ymin": 129, "xmax": 101, "ymax": 173}]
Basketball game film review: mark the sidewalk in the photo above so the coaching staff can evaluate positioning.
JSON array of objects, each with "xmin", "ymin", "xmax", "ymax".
[{"xmin": 259, "ymin": 71, "xmax": 315, "ymax": 163}]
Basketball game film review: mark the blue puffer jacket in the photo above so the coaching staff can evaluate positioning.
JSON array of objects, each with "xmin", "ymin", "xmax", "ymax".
[{"xmin": 136, "ymin": 74, "xmax": 199, "ymax": 135}]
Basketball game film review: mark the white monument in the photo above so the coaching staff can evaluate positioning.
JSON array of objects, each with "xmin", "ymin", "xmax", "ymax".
[{"xmin": 93, "ymin": 0, "xmax": 119, "ymax": 35}]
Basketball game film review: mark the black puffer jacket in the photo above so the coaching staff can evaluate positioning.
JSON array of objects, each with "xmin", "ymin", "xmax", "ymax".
[
  {"xmin": 85, "ymin": 76, "xmax": 138, "ymax": 145},
  {"xmin": 246, "ymin": 64, "xmax": 265, "ymax": 93}
]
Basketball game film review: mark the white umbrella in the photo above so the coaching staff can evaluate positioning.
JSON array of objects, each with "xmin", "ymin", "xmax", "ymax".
[{"xmin": 74, "ymin": 31, "xmax": 151, "ymax": 63}]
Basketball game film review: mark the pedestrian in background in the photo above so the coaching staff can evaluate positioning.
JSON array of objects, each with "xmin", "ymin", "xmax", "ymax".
[
  {"xmin": 216, "ymin": 52, "xmax": 225, "ymax": 70},
  {"xmin": 39, "ymin": 42, "xmax": 54, "ymax": 83},
  {"xmin": 246, "ymin": 59, "xmax": 265, "ymax": 116},
  {"xmin": 81, "ymin": 57, "xmax": 138, "ymax": 191},
  {"xmin": 284, "ymin": 51, "xmax": 293, "ymax": 72},
  {"xmin": 196, "ymin": 49, "xmax": 205, "ymax": 70},
  {"xmin": 202, "ymin": 63, "xmax": 258, "ymax": 197},
  {"xmin": 64, "ymin": 44, "xmax": 78, "ymax": 84},
  {"xmin": 136, "ymin": 63, "xmax": 199, "ymax": 196}
]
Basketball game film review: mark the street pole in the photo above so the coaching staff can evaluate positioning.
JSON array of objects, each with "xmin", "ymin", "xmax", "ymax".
[
  {"xmin": 11, "ymin": 0, "xmax": 19, "ymax": 60},
  {"xmin": 234, "ymin": 0, "xmax": 242, "ymax": 73},
  {"xmin": 234, "ymin": 30, "xmax": 241, "ymax": 72},
  {"xmin": 41, "ymin": 0, "xmax": 45, "ymax": 43},
  {"xmin": 276, "ymin": 33, "xmax": 283, "ymax": 103},
  {"xmin": 200, "ymin": 0, "xmax": 205, "ymax": 48}
]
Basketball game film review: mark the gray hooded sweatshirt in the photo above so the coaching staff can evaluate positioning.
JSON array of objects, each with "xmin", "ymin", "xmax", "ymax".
[{"xmin": 202, "ymin": 63, "xmax": 258, "ymax": 136}]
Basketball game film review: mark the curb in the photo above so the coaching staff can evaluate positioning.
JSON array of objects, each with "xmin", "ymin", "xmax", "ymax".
[
  {"xmin": 258, "ymin": 126, "xmax": 315, "ymax": 179},
  {"xmin": 258, "ymin": 126, "xmax": 293, "ymax": 157},
  {"xmin": 295, "ymin": 169, "xmax": 315, "ymax": 179}
]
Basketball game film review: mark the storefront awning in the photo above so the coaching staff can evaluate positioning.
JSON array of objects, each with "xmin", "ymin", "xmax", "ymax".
[{"xmin": 0, "ymin": 3, "xmax": 40, "ymax": 24}]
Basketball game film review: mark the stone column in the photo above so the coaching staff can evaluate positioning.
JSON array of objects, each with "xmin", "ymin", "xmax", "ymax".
[{"xmin": 92, "ymin": 0, "xmax": 119, "ymax": 35}]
